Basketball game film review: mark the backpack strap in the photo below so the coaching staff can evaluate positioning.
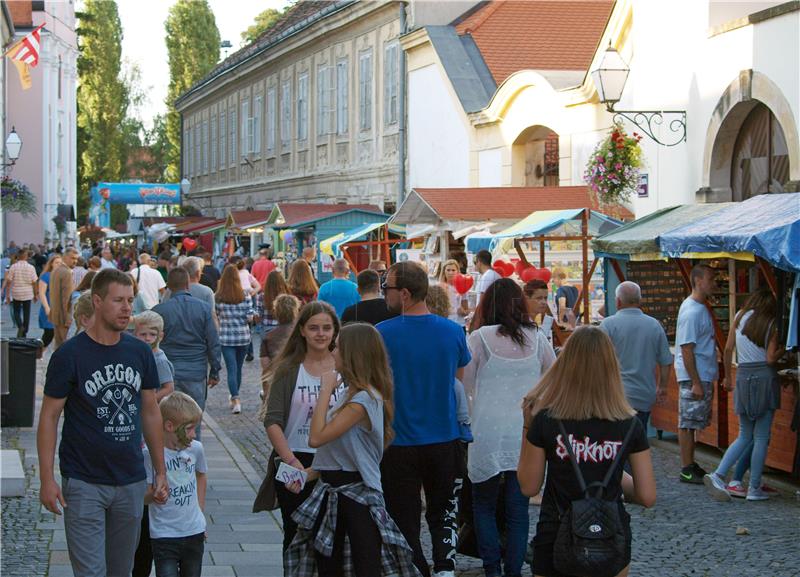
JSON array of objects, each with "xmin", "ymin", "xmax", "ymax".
[
  {"xmin": 556, "ymin": 419, "xmax": 589, "ymax": 496},
  {"xmin": 596, "ymin": 418, "xmax": 638, "ymax": 498}
]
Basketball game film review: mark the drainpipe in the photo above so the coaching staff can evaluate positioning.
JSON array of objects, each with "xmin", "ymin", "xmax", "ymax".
[{"xmin": 397, "ymin": 1, "xmax": 407, "ymax": 209}]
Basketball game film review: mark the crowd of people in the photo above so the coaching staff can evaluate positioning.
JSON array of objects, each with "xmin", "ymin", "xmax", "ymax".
[{"xmin": 15, "ymin": 235, "xmax": 787, "ymax": 577}]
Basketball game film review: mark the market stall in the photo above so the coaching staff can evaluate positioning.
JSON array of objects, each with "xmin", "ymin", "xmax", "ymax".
[
  {"xmin": 319, "ymin": 222, "xmax": 411, "ymax": 272},
  {"xmin": 659, "ymin": 193, "xmax": 799, "ymax": 475},
  {"xmin": 467, "ymin": 208, "xmax": 626, "ymax": 325},
  {"xmin": 266, "ymin": 203, "xmax": 387, "ymax": 282}
]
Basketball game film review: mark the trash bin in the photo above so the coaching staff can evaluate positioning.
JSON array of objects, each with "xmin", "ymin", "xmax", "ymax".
[
  {"xmin": 1, "ymin": 338, "xmax": 41, "ymax": 428},
  {"xmin": 1, "ymin": 338, "xmax": 8, "ymax": 396}
]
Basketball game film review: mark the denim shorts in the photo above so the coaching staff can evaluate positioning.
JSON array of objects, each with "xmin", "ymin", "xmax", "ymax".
[{"xmin": 678, "ymin": 380, "xmax": 713, "ymax": 430}]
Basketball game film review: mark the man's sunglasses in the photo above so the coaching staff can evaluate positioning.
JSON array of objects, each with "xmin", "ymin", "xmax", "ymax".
[{"xmin": 381, "ymin": 280, "xmax": 402, "ymax": 292}]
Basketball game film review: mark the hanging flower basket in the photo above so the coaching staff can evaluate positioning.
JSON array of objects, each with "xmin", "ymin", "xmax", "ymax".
[
  {"xmin": 52, "ymin": 214, "xmax": 67, "ymax": 235},
  {"xmin": 1, "ymin": 177, "xmax": 37, "ymax": 217},
  {"xmin": 583, "ymin": 123, "xmax": 644, "ymax": 205}
]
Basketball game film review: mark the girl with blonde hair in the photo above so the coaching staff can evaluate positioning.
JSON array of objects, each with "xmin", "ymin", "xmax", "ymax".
[
  {"xmin": 438, "ymin": 258, "xmax": 468, "ymax": 327},
  {"xmin": 518, "ymin": 326, "xmax": 656, "ymax": 577}
]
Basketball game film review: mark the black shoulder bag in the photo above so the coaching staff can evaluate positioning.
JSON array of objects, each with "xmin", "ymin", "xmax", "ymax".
[{"xmin": 553, "ymin": 419, "xmax": 637, "ymax": 577}]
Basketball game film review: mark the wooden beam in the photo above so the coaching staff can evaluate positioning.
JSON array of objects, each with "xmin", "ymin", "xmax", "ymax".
[
  {"xmin": 539, "ymin": 240, "xmax": 546, "ymax": 268},
  {"xmin": 581, "ymin": 209, "xmax": 591, "ymax": 324},
  {"xmin": 756, "ymin": 256, "xmax": 778, "ymax": 297},
  {"xmin": 573, "ymin": 257, "xmax": 600, "ymax": 316},
  {"xmin": 514, "ymin": 239, "xmax": 530, "ymax": 267},
  {"xmin": 610, "ymin": 258, "xmax": 626, "ymax": 282}
]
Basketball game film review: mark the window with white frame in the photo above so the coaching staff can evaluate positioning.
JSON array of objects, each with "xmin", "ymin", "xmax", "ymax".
[
  {"xmin": 384, "ymin": 41, "xmax": 399, "ymax": 125},
  {"xmin": 336, "ymin": 58, "xmax": 348, "ymax": 135},
  {"xmin": 266, "ymin": 87, "xmax": 276, "ymax": 153},
  {"xmin": 219, "ymin": 110, "xmax": 226, "ymax": 167},
  {"xmin": 210, "ymin": 115, "xmax": 217, "ymax": 172},
  {"xmin": 281, "ymin": 80, "xmax": 291, "ymax": 149},
  {"xmin": 317, "ymin": 64, "xmax": 334, "ymax": 136},
  {"xmin": 253, "ymin": 95, "xmax": 262, "ymax": 154},
  {"xmin": 241, "ymin": 98, "xmax": 249, "ymax": 157},
  {"xmin": 202, "ymin": 120, "xmax": 209, "ymax": 174},
  {"xmin": 359, "ymin": 49, "xmax": 373, "ymax": 131},
  {"xmin": 229, "ymin": 109, "xmax": 237, "ymax": 166},
  {"xmin": 297, "ymin": 72, "xmax": 309, "ymax": 141}
]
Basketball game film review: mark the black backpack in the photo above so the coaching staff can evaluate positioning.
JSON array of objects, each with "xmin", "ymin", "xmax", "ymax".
[{"xmin": 553, "ymin": 419, "xmax": 636, "ymax": 577}]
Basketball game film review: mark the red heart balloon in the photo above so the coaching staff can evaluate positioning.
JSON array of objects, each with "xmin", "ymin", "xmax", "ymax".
[
  {"xmin": 535, "ymin": 268, "xmax": 552, "ymax": 283},
  {"xmin": 453, "ymin": 274, "xmax": 474, "ymax": 295},
  {"xmin": 492, "ymin": 261, "xmax": 506, "ymax": 275},
  {"xmin": 182, "ymin": 237, "xmax": 198, "ymax": 252},
  {"xmin": 513, "ymin": 260, "xmax": 527, "ymax": 276},
  {"xmin": 503, "ymin": 262, "xmax": 515, "ymax": 278},
  {"xmin": 520, "ymin": 267, "xmax": 539, "ymax": 283}
]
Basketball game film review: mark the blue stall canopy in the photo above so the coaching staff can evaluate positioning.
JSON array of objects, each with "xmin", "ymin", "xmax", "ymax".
[
  {"xmin": 659, "ymin": 193, "xmax": 800, "ymax": 272},
  {"xmin": 466, "ymin": 208, "xmax": 623, "ymax": 254},
  {"xmin": 592, "ymin": 203, "xmax": 734, "ymax": 260},
  {"xmin": 320, "ymin": 221, "xmax": 405, "ymax": 258},
  {"xmin": 90, "ymin": 183, "xmax": 181, "ymax": 228}
]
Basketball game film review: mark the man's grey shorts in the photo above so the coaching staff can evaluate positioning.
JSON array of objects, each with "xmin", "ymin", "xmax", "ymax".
[{"xmin": 678, "ymin": 380, "xmax": 713, "ymax": 430}]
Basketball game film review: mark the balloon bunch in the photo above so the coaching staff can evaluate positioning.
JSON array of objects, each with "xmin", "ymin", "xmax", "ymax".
[
  {"xmin": 453, "ymin": 274, "xmax": 474, "ymax": 295},
  {"xmin": 491, "ymin": 260, "xmax": 515, "ymax": 278}
]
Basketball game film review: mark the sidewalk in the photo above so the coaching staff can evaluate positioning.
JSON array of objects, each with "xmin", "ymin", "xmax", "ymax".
[{"xmin": 1, "ymin": 357, "xmax": 287, "ymax": 577}]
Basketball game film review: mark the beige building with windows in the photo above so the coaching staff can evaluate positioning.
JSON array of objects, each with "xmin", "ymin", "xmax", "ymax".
[{"xmin": 175, "ymin": 0, "xmax": 477, "ymax": 218}]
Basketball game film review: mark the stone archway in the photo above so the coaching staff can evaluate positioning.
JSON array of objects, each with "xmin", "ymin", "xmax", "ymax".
[
  {"xmin": 699, "ymin": 70, "xmax": 799, "ymax": 202},
  {"xmin": 511, "ymin": 125, "xmax": 559, "ymax": 187}
]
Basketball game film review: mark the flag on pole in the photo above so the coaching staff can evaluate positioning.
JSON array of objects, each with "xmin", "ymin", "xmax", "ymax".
[{"xmin": 5, "ymin": 24, "xmax": 45, "ymax": 90}]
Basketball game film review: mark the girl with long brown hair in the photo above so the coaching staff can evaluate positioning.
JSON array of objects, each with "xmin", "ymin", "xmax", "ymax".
[
  {"xmin": 518, "ymin": 326, "xmax": 656, "ymax": 577},
  {"xmin": 255, "ymin": 270, "xmax": 289, "ymax": 338},
  {"xmin": 258, "ymin": 301, "xmax": 341, "ymax": 563},
  {"xmin": 288, "ymin": 258, "xmax": 318, "ymax": 304},
  {"xmin": 704, "ymin": 288, "xmax": 783, "ymax": 501},
  {"xmin": 284, "ymin": 323, "xmax": 418, "ymax": 576},
  {"xmin": 215, "ymin": 264, "xmax": 254, "ymax": 414},
  {"xmin": 37, "ymin": 254, "xmax": 63, "ymax": 349}
]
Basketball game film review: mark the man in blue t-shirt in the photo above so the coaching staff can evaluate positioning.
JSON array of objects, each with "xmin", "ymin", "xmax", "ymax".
[
  {"xmin": 317, "ymin": 258, "xmax": 360, "ymax": 317},
  {"xmin": 674, "ymin": 263, "xmax": 719, "ymax": 484},
  {"xmin": 37, "ymin": 269, "xmax": 168, "ymax": 577},
  {"xmin": 377, "ymin": 261, "xmax": 471, "ymax": 577}
]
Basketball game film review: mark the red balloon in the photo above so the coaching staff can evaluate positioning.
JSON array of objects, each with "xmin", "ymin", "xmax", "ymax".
[
  {"xmin": 182, "ymin": 237, "xmax": 198, "ymax": 252},
  {"xmin": 453, "ymin": 274, "xmax": 474, "ymax": 295},
  {"xmin": 502, "ymin": 262, "xmax": 515, "ymax": 278},
  {"xmin": 513, "ymin": 260, "xmax": 527, "ymax": 276},
  {"xmin": 535, "ymin": 268, "xmax": 552, "ymax": 283},
  {"xmin": 520, "ymin": 267, "xmax": 539, "ymax": 283},
  {"xmin": 492, "ymin": 261, "xmax": 506, "ymax": 276}
]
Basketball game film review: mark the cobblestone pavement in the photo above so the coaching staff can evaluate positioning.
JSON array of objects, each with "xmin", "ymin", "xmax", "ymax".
[{"xmin": 206, "ymin": 333, "xmax": 800, "ymax": 577}]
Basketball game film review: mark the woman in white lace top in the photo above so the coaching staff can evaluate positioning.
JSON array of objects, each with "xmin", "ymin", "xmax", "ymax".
[{"xmin": 462, "ymin": 278, "xmax": 556, "ymax": 577}]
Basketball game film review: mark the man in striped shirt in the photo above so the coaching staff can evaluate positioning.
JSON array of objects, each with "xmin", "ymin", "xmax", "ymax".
[{"xmin": 3, "ymin": 249, "xmax": 38, "ymax": 337}]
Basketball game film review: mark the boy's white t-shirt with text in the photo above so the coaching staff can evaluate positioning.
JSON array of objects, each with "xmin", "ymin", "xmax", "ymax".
[{"xmin": 144, "ymin": 440, "xmax": 207, "ymax": 539}]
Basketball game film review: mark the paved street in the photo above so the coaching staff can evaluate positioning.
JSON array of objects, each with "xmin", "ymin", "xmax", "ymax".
[{"xmin": 2, "ymin": 312, "xmax": 799, "ymax": 576}]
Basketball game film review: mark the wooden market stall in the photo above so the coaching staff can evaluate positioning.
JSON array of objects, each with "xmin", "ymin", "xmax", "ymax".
[
  {"xmin": 593, "ymin": 193, "xmax": 800, "ymax": 475},
  {"xmin": 319, "ymin": 222, "xmax": 416, "ymax": 273}
]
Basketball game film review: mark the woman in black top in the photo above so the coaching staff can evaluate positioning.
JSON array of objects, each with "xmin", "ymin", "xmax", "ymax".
[{"xmin": 518, "ymin": 326, "xmax": 656, "ymax": 577}]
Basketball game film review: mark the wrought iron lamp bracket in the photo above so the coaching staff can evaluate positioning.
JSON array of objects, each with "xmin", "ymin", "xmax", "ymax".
[{"xmin": 607, "ymin": 104, "xmax": 687, "ymax": 147}]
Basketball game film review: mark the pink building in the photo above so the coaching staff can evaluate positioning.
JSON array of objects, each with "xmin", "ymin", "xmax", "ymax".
[{"xmin": 3, "ymin": 0, "xmax": 77, "ymax": 247}]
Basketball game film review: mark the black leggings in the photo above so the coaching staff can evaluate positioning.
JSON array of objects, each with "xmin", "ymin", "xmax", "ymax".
[
  {"xmin": 41, "ymin": 328, "xmax": 54, "ymax": 348},
  {"xmin": 313, "ymin": 471, "xmax": 382, "ymax": 577}
]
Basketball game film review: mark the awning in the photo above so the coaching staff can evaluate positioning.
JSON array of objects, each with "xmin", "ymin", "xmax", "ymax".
[
  {"xmin": 465, "ymin": 209, "xmax": 623, "ymax": 254},
  {"xmin": 659, "ymin": 193, "xmax": 800, "ymax": 272},
  {"xmin": 319, "ymin": 222, "xmax": 403, "ymax": 257},
  {"xmin": 592, "ymin": 203, "xmax": 733, "ymax": 259}
]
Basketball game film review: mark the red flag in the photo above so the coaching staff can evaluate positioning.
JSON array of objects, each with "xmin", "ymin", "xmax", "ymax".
[{"xmin": 7, "ymin": 24, "xmax": 45, "ymax": 68}]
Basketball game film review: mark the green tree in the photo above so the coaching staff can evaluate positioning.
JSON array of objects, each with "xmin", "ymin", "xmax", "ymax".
[
  {"xmin": 165, "ymin": 0, "xmax": 220, "ymax": 182},
  {"xmin": 76, "ymin": 1, "xmax": 129, "ymax": 224},
  {"xmin": 240, "ymin": 7, "xmax": 285, "ymax": 45}
]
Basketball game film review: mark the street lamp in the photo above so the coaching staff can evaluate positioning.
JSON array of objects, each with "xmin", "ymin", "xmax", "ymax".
[
  {"xmin": 592, "ymin": 44, "xmax": 687, "ymax": 147},
  {"xmin": 3, "ymin": 127, "xmax": 22, "ymax": 167},
  {"xmin": 59, "ymin": 187, "xmax": 67, "ymax": 204},
  {"xmin": 180, "ymin": 178, "xmax": 191, "ymax": 196}
]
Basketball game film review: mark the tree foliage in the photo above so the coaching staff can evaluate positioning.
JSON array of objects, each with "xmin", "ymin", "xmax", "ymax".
[
  {"xmin": 240, "ymin": 7, "xmax": 285, "ymax": 45},
  {"xmin": 76, "ymin": 0, "xmax": 129, "ymax": 224},
  {"xmin": 164, "ymin": 0, "xmax": 220, "ymax": 182}
]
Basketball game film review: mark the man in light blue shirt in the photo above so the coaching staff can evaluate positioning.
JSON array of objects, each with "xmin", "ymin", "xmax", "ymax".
[
  {"xmin": 600, "ymin": 281, "xmax": 672, "ymax": 431},
  {"xmin": 317, "ymin": 258, "xmax": 360, "ymax": 317},
  {"xmin": 673, "ymin": 263, "xmax": 718, "ymax": 484}
]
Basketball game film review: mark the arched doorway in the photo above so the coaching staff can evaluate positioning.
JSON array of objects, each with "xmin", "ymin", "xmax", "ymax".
[
  {"xmin": 730, "ymin": 103, "xmax": 790, "ymax": 200},
  {"xmin": 512, "ymin": 125, "xmax": 559, "ymax": 187}
]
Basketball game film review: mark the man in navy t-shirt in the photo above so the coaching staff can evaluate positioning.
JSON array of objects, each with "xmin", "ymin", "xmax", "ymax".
[
  {"xmin": 317, "ymin": 258, "xmax": 360, "ymax": 317},
  {"xmin": 37, "ymin": 269, "xmax": 168, "ymax": 577},
  {"xmin": 377, "ymin": 261, "xmax": 471, "ymax": 577}
]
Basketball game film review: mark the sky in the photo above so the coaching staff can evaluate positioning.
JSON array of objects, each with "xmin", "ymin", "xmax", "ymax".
[{"xmin": 116, "ymin": 0, "xmax": 291, "ymax": 128}]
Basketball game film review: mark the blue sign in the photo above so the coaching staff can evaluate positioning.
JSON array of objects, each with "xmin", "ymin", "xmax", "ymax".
[{"xmin": 89, "ymin": 183, "xmax": 181, "ymax": 228}]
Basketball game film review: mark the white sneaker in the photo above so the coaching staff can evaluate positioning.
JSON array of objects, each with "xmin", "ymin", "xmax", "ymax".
[
  {"xmin": 746, "ymin": 487, "xmax": 769, "ymax": 501},
  {"xmin": 432, "ymin": 572, "xmax": 455, "ymax": 577},
  {"xmin": 232, "ymin": 400, "xmax": 241, "ymax": 414},
  {"xmin": 703, "ymin": 472, "xmax": 731, "ymax": 502}
]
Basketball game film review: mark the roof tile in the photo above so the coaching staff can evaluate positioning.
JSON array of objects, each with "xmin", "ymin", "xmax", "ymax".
[{"xmin": 454, "ymin": 0, "xmax": 614, "ymax": 84}]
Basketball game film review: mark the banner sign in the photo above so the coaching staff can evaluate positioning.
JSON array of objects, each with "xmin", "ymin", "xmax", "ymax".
[{"xmin": 89, "ymin": 183, "xmax": 181, "ymax": 228}]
